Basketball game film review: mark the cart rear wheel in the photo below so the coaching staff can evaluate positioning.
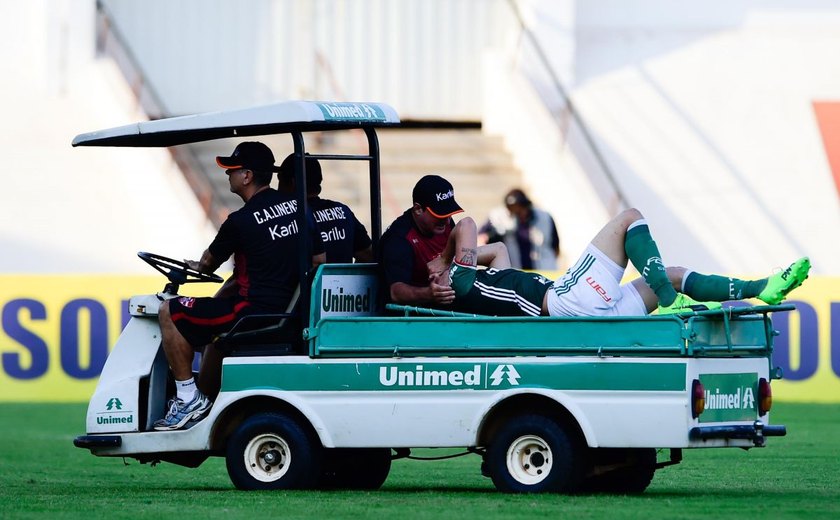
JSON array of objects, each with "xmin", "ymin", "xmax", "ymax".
[
  {"xmin": 319, "ymin": 448, "xmax": 392, "ymax": 489},
  {"xmin": 486, "ymin": 414, "xmax": 583, "ymax": 493},
  {"xmin": 581, "ymin": 448, "xmax": 657, "ymax": 494}
]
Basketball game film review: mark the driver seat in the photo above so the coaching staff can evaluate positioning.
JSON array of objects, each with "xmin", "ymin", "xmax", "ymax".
[{"xmin": 212, "ymin": 285, "xmax": 303, "ymax": 355}]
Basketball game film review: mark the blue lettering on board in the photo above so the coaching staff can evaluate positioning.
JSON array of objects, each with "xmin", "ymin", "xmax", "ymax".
[
  {"xmin": 60, "ymin": 299, "xmax": 108, "ymax": 379},
  {"xmin": 1, "ymin": 299, "xmax": 49, "ymax": 379},
  {"xmin": 772, "ymin": 300, "xmax": 819, "ymax": 381}
]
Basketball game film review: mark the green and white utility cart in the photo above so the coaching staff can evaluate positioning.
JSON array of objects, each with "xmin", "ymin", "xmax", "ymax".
[{"xmin": 73, "ymin": 101, "xmax": 787, "ymax": 494}]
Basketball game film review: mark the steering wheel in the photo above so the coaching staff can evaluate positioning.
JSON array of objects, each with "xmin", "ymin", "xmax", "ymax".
[{"xmin": 137, "ymin": 252, "xmax": 224, "ymax": 286}]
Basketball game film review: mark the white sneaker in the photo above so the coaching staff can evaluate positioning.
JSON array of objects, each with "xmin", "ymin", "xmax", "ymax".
[{"xmin": 153, "ymin": 391, "xmax": 211, "ymax": 431}]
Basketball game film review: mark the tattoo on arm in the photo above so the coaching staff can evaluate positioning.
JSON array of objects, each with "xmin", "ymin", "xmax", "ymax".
[{"xmin": 457, "ymin": 247, "xmax": 477, "ymax": 266}]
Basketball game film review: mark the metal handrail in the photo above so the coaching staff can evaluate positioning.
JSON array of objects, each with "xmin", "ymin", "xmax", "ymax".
[
  {"xmin": 95, "ymin": 0, "xmax": 169, "ymax": 119},
  {"xmin": 95, "ymin": 0, "xmax": 226, "ymax": 227},
  {"xmin": 506, "ymin": 0, "xmax": 629, "ymax": 211}
]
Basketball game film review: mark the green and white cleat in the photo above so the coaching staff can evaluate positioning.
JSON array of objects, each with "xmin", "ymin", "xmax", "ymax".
[
  {"xmin": 658, "ymin": 293, "xmax": 722, "ymax": 315},
  {"xmin": 758, "ymin": 257, "xmax": 811, "ymax": 305}
]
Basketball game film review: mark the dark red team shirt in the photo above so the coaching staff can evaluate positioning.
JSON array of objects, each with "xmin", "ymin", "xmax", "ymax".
[{"xmin": 379, "ymin": 209, "xmax": 454, "ymax": 295}]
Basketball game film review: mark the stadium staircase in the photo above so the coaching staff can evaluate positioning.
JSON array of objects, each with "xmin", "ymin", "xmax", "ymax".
[{"xmin": 92, "ymin": 2, "xmax": 523, "ymax": 237}]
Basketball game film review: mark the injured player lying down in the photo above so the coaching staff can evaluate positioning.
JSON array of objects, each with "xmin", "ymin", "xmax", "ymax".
[{"xmin": 426, "ymin": 209, "xmax": 810, "ymax": 317}]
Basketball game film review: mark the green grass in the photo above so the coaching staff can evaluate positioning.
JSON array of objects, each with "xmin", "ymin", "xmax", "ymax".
[{"xmin": 1, "ymin": 403, "xmax": 838, "ymax": 519}]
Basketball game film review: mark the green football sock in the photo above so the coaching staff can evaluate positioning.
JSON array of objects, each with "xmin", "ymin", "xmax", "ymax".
[
  {"xmin": 683, "ymin": 272, "xmax": 767, "ymax": 301},
  {"xmin": 624, "ymin": 221, "xmax": 677, "ymax": 306}
]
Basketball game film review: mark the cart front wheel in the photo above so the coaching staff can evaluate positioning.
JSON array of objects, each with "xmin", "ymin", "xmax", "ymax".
[{"xmin": 226, "ymin": 412, "xmax": 321, "ymax": 490}]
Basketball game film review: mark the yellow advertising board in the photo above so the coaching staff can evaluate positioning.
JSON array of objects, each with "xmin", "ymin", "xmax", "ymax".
[
  {"xmin": 765, "ymin": 276, "xmax": 840, "ymax": 402},
  {"xmin": 0, "ymin": 275, "xmax": 218, "ymax": 402},
  {"xmin": 0, "ymin": 275, "xmax": 838, "ymax": 402}
]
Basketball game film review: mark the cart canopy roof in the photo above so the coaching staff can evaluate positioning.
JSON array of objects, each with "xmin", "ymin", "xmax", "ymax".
[{"xmin": 72, "ymin": 100, "xmax": 400, "ymax": 147}]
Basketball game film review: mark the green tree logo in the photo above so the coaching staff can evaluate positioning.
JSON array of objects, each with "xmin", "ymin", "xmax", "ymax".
[{"xmin": 106, "ymin": 398, "xmax": 123, "ymax": 411}]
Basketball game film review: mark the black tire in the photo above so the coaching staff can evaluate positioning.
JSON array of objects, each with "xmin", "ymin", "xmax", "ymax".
[
  {"xmin": 318, "ymin": 448, "xmax": 392, "ymax": 490},
  {"xmin": 225, "ymin": 412, "xmax": 322, "ymax": 490},
  {"xmin": 580, "ymin": 448, "xmax": 657, "ymax": 494},
  {"xmin": 486, "ymin": 414, "xmax": 583, "ymax": 493}
]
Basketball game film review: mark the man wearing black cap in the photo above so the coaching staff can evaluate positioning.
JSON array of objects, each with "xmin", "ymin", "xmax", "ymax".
[
  {"xmin": 154, "ymin": 141, "xmax": 325, "ymax": 431},
  {"xmin": 379, "ymin": 174, "xmax": 464, "ymax": 306},
  {"xmin": 277, "ymin": 153, "xmax": 373, "ymax": 263}
]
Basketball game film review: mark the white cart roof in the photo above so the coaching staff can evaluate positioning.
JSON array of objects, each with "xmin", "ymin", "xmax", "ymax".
[{"xmin": 72, "ymin": 100, "xmax": 400, "ymax": 147}]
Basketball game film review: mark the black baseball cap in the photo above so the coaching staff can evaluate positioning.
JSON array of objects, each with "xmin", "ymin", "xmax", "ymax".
[
  {"xmin": 412, "ymin": 175, "xmax": 463, "ymax": 219},
  {"xmin": 278, "ymin": 153, "xmax": 323, "ymax": 194},
  {"xmin": 216, "ymin": 142, "xmax": 276, "ymax": 172}
]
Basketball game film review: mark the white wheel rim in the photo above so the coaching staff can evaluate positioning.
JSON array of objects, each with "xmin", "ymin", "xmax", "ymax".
[
  {"xmin": 243, "ymin": 433, "xmax": 291, "ymax": 483},
  {"xmin": 506, "ymin": 435, "xmax": 553, "ymax": 486}
]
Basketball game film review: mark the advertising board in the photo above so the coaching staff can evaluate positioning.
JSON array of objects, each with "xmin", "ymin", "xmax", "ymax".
[{"xmin": 0, "ymin": 275, "xmax": 837, "ymax": 402}]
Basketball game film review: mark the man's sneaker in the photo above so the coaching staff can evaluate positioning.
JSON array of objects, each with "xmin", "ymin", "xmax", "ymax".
[
  {"xmin": 658, "ymin": 293, "xmax": 723, "ymax": 315},
  {"xmin": 758, "ymin": 257, "xmax": 811, "ymax": 305},
  {"xmin": 153, "ymin": 391, "xmax": 211, "ymax": 431}
]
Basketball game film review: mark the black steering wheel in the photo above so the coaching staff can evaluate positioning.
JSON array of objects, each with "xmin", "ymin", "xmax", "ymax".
[{"xmin": 138, "ymin": 252, "xmax": 224, "ymax": 286}]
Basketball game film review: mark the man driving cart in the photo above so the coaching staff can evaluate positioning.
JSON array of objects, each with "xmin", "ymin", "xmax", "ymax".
[{"xmin": 155, "ymin": 141, "xmax": 325, "ymax": 431}]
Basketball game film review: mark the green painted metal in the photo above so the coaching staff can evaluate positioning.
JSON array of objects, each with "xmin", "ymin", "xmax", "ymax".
[
  {"xmin": 698, "ymin": 372, "xmax": 759, "ymax": 422},
  {"xmin": 308, "ymin": 313, "xmax": 781, "ymax": 359},
  {"xmin": 385, "ymin": 303, "xmax": 488, "ymax": 318},
  {"xmin": 311, "ymin": 316, "xmax": 688, "ymax": 358},
  {"xmin": 304, "ymin": 265, "xmax": 789, "ymax": 360},
  {"xmin": 221, "ymin": 360, "xmax": 687, "ymax": 393},
  {"xmin": 686, "ymin": 316, "xmax": 767, "ymax": 354}
]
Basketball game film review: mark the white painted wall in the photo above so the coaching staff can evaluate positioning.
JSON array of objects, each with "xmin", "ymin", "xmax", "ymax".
[
  {"xmin": 5, "ymin": 0, "xmax": 837, "ymax": 277},
  {"xmin": 0, "ymin": 0, "xmax": 216, "ymax": 273},
  {"xmin": 483, "ymin": 52, "xmax": 609, "ymax": 271},
  {"xmin": 494, "ymin": 0, "xmax": 840, "ymax": 275},
  {"xmin": 99, "ymin": 0, "xmax": 513, "ymax": 119}
]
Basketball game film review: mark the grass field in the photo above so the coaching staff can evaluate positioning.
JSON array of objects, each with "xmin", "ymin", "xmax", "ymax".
[{"xmin": 1, "ymin": 403, "xmax": 838, "ymax": 519}]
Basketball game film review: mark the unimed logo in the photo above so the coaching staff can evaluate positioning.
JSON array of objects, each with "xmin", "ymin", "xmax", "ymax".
[
  {"xmin": 97, "ymin": 396, "xmax": 133, "ymax": 426},
  {"xmin": 376, "ymin": 363, "xmax": 524, "ymax": 389},
  {"xmin": 321, "ymin": 287, "xmax": 372, "ymax": 313},
  {"xmin": 705, "ymin": 386, "xmax": 756, "ymax": 411},
  {"xmin": 490, "ymin": 365, "xmax": 520, "ymax": 386},
  {"xmin": 379, "ymin": 365, "xmax": 481, "ymax": 387},
  {"xmin": 318, "ymin": 102, "xmax": 384, "ymax": 121},
  {"xmin": 698, "ymin": 373, "xmax": 758, "ymax": 423},
  {"xmin": 319, "ymin": 274, "xmax": 377, "ymax": 317}
]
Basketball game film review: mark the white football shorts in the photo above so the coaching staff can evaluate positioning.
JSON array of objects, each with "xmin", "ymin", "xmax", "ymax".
[{"xmin": 545, "ymin": 244, "xmax": 647, "ymax": 317}]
